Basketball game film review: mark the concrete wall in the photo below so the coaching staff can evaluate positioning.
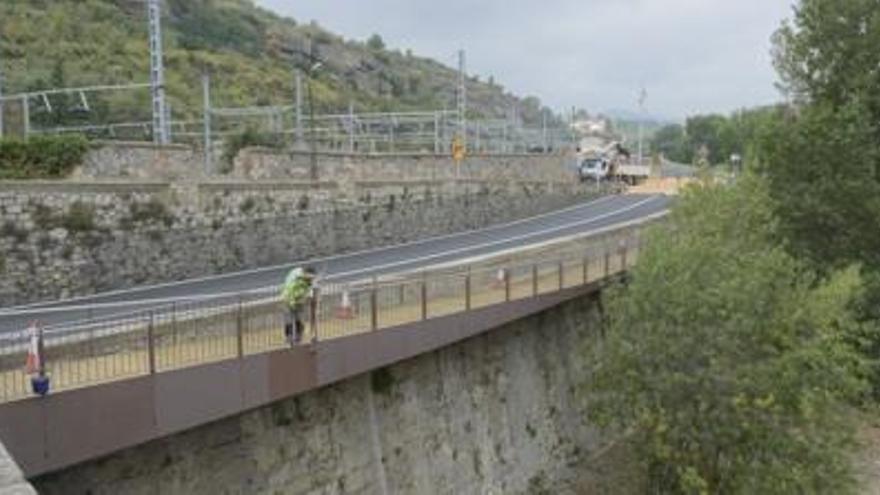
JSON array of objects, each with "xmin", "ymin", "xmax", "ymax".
[
  {"xmin": 0, "ymin": 179, "xmax": 596, "ymax": 306},
  {"xmin": 32, "ymin": 293, "xmax": 632, "ymax": 495}
]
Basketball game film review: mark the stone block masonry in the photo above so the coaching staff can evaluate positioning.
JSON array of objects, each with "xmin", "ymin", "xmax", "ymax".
[
  {"xmin": 33, "ymin": 294, "xmax": 628, "ymax": 494},
  {"xmin": 70, "ymin": 141, "xmax": 577, "ymax": 184},
  {"xmin": 0, "ymin": 179, "xmax": 596, "ymax": 307}
]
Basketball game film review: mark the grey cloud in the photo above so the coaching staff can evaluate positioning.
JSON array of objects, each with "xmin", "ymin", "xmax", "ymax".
[{"xmin": 258, "ymin": 0, "xmax": 795, "ymax": 119}]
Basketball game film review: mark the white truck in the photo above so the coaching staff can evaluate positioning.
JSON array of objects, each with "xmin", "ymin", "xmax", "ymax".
[{"xmin": 576, "ymin": 140, "xmax": 650, "ymax": 185}]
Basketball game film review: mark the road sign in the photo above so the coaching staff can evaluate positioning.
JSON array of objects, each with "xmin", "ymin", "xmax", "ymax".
[{"xmin": 452, "ymin": 136, "xmax": 466, "ymax": 164}]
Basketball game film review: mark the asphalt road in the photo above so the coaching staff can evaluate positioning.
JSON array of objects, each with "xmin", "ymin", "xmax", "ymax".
[{"xmin": 0, "ymin": 193, "xmax": 671, "ymax": 332}]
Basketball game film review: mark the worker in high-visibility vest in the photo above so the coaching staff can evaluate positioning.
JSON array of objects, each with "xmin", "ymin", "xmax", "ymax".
[{"xmin": 281, "ymin": 266, "xmax": 317, "ymax": 346}]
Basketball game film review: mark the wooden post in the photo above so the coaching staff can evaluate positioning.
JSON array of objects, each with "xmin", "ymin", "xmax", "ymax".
[
  {"xmin": 621, "ymin": 242, "xmax": 628, "ymax": 271},
  {"xmin": 147, "ymin": 311, "xmax": 156, "ymax": 374},
  {"xmin": 558, "ymin": 261, "xmax": 564, "ymax": 290},
  {"xmin": 504, "ymin": 269, "xmax": 511, "ymax": 302},
  {"xmin": 583, "ymin": 256, "xmax": 589, "ymax": 284}
]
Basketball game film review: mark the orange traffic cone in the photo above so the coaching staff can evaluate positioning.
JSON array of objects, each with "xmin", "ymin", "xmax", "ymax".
[{"xmin": 335, "ymin": 290, "xmax": 356, "ymax": 319}]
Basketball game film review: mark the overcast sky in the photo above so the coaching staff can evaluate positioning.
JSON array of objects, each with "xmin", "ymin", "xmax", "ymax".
[{"xmin": 257, "ymin": 0, "xmax": 795, "ymax": 121}]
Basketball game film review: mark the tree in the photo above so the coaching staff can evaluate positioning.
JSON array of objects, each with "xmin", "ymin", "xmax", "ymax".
[
  {"xmin": 767, "ymin": 0, "xmax": 880, "ymax": 272},
  {"xmin": 685, "ymin": 114, "xmax": 727, "ymax": 164},
  {"xmin": 773, "ymin": 0, "xmax": 880, "ymax": 114},
  {"xmin": 366, "ymin": 33, "xmax": 386, "ymax": 51},
  {"xmin": 762, "ymin": 0, "xmax": 880, "ymax": 400},
  {"xmin": 588, "ymin": 177, "xmax": 867, "ymax": 493},
  {"xmin": 651, "ymin": 124, "xmax": 688, "ymax": 163}
]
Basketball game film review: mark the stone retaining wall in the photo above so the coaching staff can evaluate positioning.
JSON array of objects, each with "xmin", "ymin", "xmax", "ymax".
[
  {"xmin": 70, "ymin": 142, "xmax": 577, "ymax": 183},
  {"xmin": 0, "ymin": 179, "xmax": 595, "ymax": 306}
]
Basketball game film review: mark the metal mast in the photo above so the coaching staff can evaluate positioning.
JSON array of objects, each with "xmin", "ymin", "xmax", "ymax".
[
  {"xmin": 457, "ymin": 49, "xmax": 467, "ymax": 150},
  {"xmin": 638, "ymin": 87, "xmax": 647, "ymax": 166},
  {"xmin": 295, "ymin": 71, "xmax": 303, "ymax": 146},
  {"xmin": 148, "ymin": 0, "xmax": 169, "ymax": 145},
  {"xmin": 0, "ymin": 64, "xmax": 4, "ymax": 138},
  {"xmin": 202, "ymin": 73, "xmax": 212, "ymax": 173}
]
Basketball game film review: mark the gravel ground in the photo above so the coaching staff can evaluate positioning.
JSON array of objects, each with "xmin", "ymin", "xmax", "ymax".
[{"xmin": 856, "ymin": 424, "xmax": 880, "ymax": 494}]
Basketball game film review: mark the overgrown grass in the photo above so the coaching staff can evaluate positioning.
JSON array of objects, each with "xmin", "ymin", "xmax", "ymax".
[{"xmin": 0, "ymin": 135, "xmax": 90, "ymax": 179}]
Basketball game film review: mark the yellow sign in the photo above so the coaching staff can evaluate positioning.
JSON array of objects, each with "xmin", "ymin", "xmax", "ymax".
[{"xmin": 452, "ymin": 137, "xmax": 466, "ymax": 163}]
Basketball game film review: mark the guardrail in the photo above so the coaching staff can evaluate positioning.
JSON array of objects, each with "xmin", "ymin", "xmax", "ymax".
[{"xmin": 0, "ymin": 219, "xmax": 658, "ymax": 404}]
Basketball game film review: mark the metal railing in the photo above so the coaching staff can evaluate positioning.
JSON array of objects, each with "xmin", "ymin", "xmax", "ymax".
[{"xmin": 0, "ymin": 222, "xmax": 653, "ymax": 403}]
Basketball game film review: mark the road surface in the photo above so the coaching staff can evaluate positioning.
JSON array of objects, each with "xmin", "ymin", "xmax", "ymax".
[{"xmin": 0, "ymin": 193, "xmax": 671, "ymax": 332}]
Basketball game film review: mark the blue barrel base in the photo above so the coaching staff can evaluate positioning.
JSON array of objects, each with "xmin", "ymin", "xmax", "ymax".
[{"xmin": 31, "ymin": 375, "xmax": 50, "ymax": 397}]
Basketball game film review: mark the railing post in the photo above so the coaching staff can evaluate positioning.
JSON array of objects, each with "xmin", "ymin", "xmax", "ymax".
[
  {"xmin": 465, "ymin": 272, "xmax": 472, "ymax": 311},
  {"xmin": 370, "ymin": 279, "xmax": 379, "ymax": 331},
  {"xmin": 147, "ymin": 311, "xmax": 156, "ymax": 374},
  {"xmin": 583, "ymin": 256, "xmax": 589, "ymax": 284},
  {"xmin": 604, "ymin": 250, "xmax": 611, "ymax": 278},
  {"xmin": 504, "ymin": 269, "xmax": 511, "ymax": 302},
  {"xmin": 236, "ymin": 297, "xmax": 244, "ymax": 358},
  {"xmin": 558, "ymin": 261, "xmax": 564, "ymax": 290},
  {"xmin": 421, "ymin": 276, "xmax": 428, "ymax": 320},
  {"xmin": 310, "ymin": 287, "xmax": 320, "ymax": 343},
  {"xmin": 532, "ymin": 265, "xmax": 539, "ymax": 296}
]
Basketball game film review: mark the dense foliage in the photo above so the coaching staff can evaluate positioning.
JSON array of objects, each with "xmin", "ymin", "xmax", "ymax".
[
  {"xmin": 760, "ymin": 0, "xmax": 880, "ymax": 400},
  {"xmin": 651, "ymin": 107, "xmax": 782, "ymax": 166},
  {"xmin": 592, "ymin": 2, "xmax": 880, "ymax": 491},
  {"xmin": 589, "ymin": 178, "xmax": 867, "ymax": 493},
  {"xmin": 0, "ymin": 0, "xmax": 558, "ymax": 135},
  {"xmin": 0, "ymin": 135, "xmax": 90, "ymax": 179}
]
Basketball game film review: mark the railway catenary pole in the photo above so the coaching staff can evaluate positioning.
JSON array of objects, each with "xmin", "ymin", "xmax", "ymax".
[
  {"xmin": 0, "ymin": 64, "xmax": 4, "ymax": 138},
  {"xmin": 638, "ymin": 87, "xmax": 647, "ymax": 167},
  {"xmin": 21, "ymin": 95, "xmax": 29, "ymax": 140},
  {"xmin": 348, "ymin": 101, "xmax": 355, "ymax": 153},
  {"xmin": 147, "ymin": 0, "xmax": 170, "ymax": 145},
  {"xmin": 202, "ymin": 72, "xmax": 212, "ymax": 173},
  {"xmin": 295, "ymin": 71, "xmax": 303, "ymax": 147},
  {"xmin": 457, "ymin": 49, "xmax": 467, "ymax": 152}
]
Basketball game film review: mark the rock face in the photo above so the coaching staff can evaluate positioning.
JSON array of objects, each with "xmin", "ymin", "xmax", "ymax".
[
  {"xmin": 33, "ymin": 294, "xmax": 608, "ymax": 495},
  {"xmin": 0, "ymin": 180, "xmax": 594, "ymax": 307}
]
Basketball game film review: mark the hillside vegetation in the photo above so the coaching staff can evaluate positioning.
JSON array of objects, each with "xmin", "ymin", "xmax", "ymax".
[{"xmin": 0, "ymin": 0, "xmax": 554, "ymax": 130}]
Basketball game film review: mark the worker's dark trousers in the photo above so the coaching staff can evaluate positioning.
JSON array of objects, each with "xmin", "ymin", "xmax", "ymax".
[{"xmin": 284, "ymin": 307, "xmax": 305, "ymax": 345}]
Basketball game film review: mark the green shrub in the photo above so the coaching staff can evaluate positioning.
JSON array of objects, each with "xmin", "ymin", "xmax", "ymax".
[
  {"xmin": 31, "ymin": 203, "xmax": 58, "ymax": 229},
  {"xmin": 0, "ymin": 135, "xmax": 90, "ymax": 179},
  {"xmin": 62, "ymin": 201, "xmax": 96, "ymax": 232},
  {"xmin": 239, "ymin": 197, "xmax": 256, "ymax": 214},
  {"xmin": 221, "ymin": 128, "xmax": 283, "ymax": 173},
  {"xmin": 129, "ymin": 199, "xmax": 175, "ymax": 227},
  {"xmin": 370, "ymin": 367, "xmax": 395, "ymax": 396},
  {"xmin": 1, "ymin": 222, "xmax": 29, "ymax": 243}
]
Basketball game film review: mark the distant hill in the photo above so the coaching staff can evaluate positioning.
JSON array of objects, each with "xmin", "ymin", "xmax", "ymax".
[{"xmin": 0, "ymin": 0, "xmax": 559, "ymax": 130}]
